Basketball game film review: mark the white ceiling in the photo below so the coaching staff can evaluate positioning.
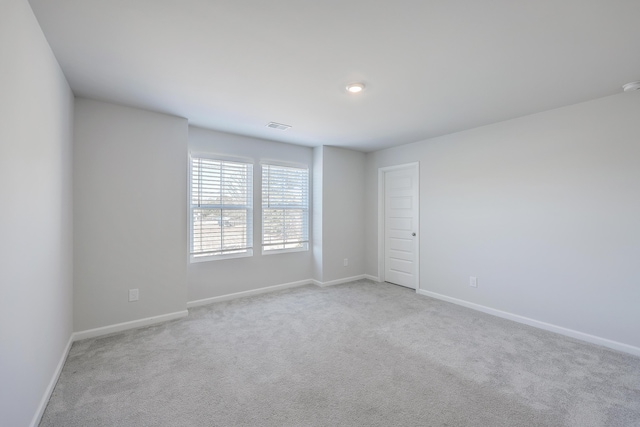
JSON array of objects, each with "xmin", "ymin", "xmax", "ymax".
[{"xmin": 29, "ymin": 0, "xmax": 640, "ymax": 152}]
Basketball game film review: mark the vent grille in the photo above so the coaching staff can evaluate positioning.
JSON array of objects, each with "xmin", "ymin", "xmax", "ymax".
[{"xmin": 266, "ymin": 122, "xmax": 292, "ymax": 131}]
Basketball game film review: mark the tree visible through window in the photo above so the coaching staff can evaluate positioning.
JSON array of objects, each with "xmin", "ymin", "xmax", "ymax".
[
  {"xmin": 190, "ymin": 157, "xmax": 253, "ymax": 259},
  {"xmin": 262, "ymin": 164, "xmax": 309, "ymax": 252}
]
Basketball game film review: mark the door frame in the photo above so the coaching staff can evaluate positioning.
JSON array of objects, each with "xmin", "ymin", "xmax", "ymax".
[{"xmin": 377, "ymin": 162, "xmax": 420, "ymax": 290}]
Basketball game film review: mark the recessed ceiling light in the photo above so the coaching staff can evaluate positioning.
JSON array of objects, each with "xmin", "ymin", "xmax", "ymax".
[
  {"xmin": 346, "ymin": 82, "xmax": 365, "ymax": 93},
  {"xmin": 622, "ymin": 81, "xmax": 640, "ymax": 92}
]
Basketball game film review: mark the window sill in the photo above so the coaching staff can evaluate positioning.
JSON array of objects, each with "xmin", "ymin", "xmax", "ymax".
[
  {"xmin": 190, "ymin": 250, "xmax": 253, "ymax": 263},
  {"xmin": 262, "ymin": 246, "xmax": 309, "ymax": 256}
]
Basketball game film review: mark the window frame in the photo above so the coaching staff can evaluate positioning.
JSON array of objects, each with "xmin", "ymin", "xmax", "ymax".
[
  {"xmin": 189, "ymin": 153, "xmax": 254, "ymax": 262},
  {"xmin": 261, "ymin": 162, "xmax": 310, "ymax": 255}
]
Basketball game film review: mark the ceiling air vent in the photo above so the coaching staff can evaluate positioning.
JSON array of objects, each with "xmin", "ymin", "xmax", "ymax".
[{"xmin": 266, "ymin": 122, "xmax": 291, "ymax": 131}]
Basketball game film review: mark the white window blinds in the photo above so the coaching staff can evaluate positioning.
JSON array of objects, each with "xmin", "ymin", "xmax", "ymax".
[
  {"xmin": 262, "ymin": 164, "xmax": 309, "ymax": 252},
  {"xmin": 190, "ymin": 157, "xmax": 253, "ymax": 258}
]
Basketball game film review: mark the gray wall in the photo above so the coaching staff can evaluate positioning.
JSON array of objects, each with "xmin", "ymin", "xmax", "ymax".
[
  {"xmin": 0, "ymin": 1, "xmax": 74, "ymax": 425},
  {"xmin": 320, "ymin": 147, "xmax": 366, "ymax": 282},
  {"xmin": 188, "ymin": 126, "xmax": 314, "ymax": 301},
  {"xmin": 73, "ymin": 98, "xmax": 188, "ymax": 331},
  {"xmin": 365, "ymin": 92, "xmax": 640, "ymax": 349},
  {"xmin": 312, "ymin": 146, "xmax": 324, "ymax": 281}
]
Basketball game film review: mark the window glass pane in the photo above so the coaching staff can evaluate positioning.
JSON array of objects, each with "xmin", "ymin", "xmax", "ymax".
[
  {"xmin": 262, "ymin": 164, "xmax": 308, "ymax": 252},
  {"xmin": 192, "ymin": 208, "xmax": 221, "ymax": 256},
  {"xmin": 190, "ymin": 157, "xmax": 253, "ymax": 258},
  {"xmin": 221, "ymin": 162, "xmax": 250, "ymax": 206}
]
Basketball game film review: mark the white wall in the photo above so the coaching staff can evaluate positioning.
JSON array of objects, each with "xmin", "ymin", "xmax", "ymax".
[
  {"xmin": 74, "ymin": 98, "xmax": 188, "ymax": 331},
  {"xmin": 0, "ymin": 1, "xmax": 74, "ymax": 426},
  {"xmin": 365, "ymin": 92, "xmax": 640, "ymax": 350},
  {"xmin": 188, "ymin": 126, "xmax": 313, "ymax": 302},
  {"xmin": 320, "ymin": 146, "xmax": 366, "ymax": 282}
]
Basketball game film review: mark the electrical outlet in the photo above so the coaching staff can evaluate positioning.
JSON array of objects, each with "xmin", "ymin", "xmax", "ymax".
[
  {"xmin": 469, "ymin": 277, "xmax": 478, "ymax": 288},
  {"xmin": 344, "ymin": 258, "xmax": 348, "ymax": 267},
  {"xmin": 129, "ymin": 288, "xmax": 139, "ymax": 302}
]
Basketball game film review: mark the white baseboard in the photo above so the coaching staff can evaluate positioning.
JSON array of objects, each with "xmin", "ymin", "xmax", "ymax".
[
  {"xmin": 313, "ymin": 274, "xmax": 370, "ymax": 287},
  {"xmin": 187, "ymin": 279, "xmax": 313, "ymax": 308},
  {"xmin": 416, "ymin": 289, "xmax": 640, "ymax": 357},
  {"xmin": 30, "ymin": 334, "xmax": 74, "ymax": 427},
  {"xmin": 73, "ymin": 310, "xmax": 189, "ymax": 341},
  {"xmin": 364, "ymin": 274, "xmax": 381, "ymax": 282}
]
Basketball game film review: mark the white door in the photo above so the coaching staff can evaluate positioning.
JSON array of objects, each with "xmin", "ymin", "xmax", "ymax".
[{"xmin": 383, "ymin": 164, "xmax": 419, "ymax": 289}]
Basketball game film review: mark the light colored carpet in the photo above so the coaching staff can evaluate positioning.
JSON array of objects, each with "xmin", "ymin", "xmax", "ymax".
[{"xmin": 40, "ymin": 280, "xmax": 640, "ymax": 426}]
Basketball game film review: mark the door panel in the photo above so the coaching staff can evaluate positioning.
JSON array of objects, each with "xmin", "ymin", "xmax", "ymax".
[{"xmin": 384, "ymin": 165, "xmax": 419, "ymax": 289}]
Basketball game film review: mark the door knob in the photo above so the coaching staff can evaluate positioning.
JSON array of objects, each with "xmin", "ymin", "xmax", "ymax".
[{"xmin": 412, "ymin": 232, "xmax": 416, "ymax": 236}]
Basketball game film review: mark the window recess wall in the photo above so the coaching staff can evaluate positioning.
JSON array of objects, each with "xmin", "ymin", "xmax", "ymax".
[{"xmin": 187, "ymin": 127, "xmax": 313, "ymax": 303}]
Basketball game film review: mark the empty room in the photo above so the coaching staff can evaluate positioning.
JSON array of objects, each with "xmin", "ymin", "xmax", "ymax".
[{"xmin": 2, "ymin": 0, "xmax": 640, "ymax": 426}]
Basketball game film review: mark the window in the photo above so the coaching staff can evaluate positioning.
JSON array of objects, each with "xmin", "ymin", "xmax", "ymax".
[
  {"xmin": 262, "ymin": 164, "xmax": 309, "ymax": 252},
  {"xmin": 190, "ymin": 156, "xmax": 253, "ymax": 260}
]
